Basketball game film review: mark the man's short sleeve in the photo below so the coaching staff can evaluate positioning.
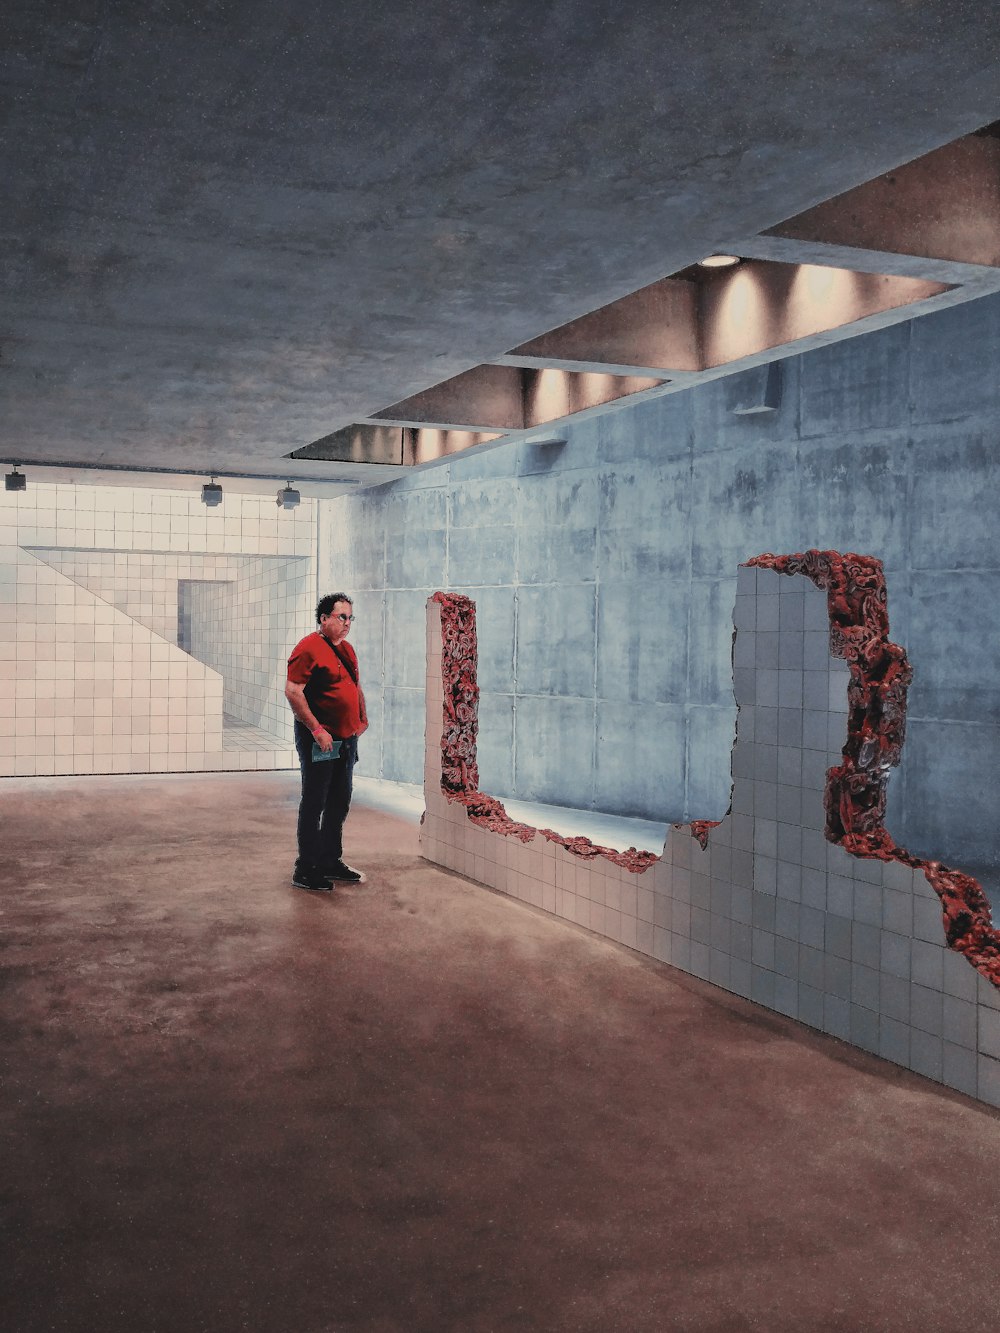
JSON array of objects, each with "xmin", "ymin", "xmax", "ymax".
[{"xmin": 287, "ymin": 639, "xmax": 317, "ymax": 686}]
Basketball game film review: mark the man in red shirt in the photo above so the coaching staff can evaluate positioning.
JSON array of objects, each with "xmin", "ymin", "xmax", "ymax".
[{"xmin": 285, "ymin": 593, "xmax": 369, "ymax": 892}]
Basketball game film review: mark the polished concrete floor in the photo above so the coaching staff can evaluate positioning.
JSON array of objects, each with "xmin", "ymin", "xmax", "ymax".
[{"xmin": 3, "ymin": 771, "xmax": 1000, "ymax": 1333}]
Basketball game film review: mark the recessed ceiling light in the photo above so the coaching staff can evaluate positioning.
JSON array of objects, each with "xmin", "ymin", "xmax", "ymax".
[{"xmin": 699, "ymin": 254, "xmax": 741, "ymax": 268}]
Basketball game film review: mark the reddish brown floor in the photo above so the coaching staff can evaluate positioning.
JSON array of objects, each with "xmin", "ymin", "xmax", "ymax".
[{"xmin": 2, "ymin": 771, "xmax": 1000, "ymax": 1332}]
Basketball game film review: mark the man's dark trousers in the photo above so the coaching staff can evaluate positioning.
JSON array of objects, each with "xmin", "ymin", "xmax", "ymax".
[{"xmin": 294, "ymin": 722, "xmax": 358, "ymax": 870}]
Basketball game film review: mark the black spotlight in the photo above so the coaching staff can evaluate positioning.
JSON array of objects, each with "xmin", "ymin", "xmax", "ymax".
[
  {"xmin": 5, "ymin": 466, "xmax": 26, "ymax": 492},
  {"xmin": 276, "ymin": 482, "xmax": 301, "ymax": 510},
  {"xmin": 201, "ymin": 477, "xmax": 223, "ymax": 507}
]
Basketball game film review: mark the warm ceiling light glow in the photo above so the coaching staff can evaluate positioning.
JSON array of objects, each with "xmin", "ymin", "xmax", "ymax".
[
  {"xmin": 789, "ymin": 264, "xmax": 860, "ymax": 333},
  {"xmin": 699, "ymin": 254, "xmax": 741, "ymax": 268},
  {"xmin": 707, "ymin": 267, "xmax": 768, "ymax": 364},
  {"xmin": 414, "ymin": 428, "xmax": 443, "ymax": 464},
  {"xmin": 531, "ymin": 368, "xmax": 571, "ymax": 423}
]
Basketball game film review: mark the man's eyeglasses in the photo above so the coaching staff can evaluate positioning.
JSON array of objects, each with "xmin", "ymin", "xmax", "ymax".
[{"xmin": 334, "ymin": 613, "xmax": 355, "ymax": 622}]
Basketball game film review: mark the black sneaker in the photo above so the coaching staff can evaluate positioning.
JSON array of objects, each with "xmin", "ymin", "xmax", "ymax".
[
  {"xmin": 321, "ymin": 859, "xmax": 363, "ymax": 883},
  {"xmin": 292, "ymin": 864, "xmax": 333, "ymax": 892}
]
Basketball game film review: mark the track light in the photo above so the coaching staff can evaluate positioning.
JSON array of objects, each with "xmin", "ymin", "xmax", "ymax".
[
  {"xmin": 5, "ymin": 465, "xmax": 26, "ymax": 492},
  {"xmin": 201, "ymin": 477, "xmax": 223, "ymax": 507},
  {"xmin": 699, "ymin": 254, "xmax": 741, "ymax": 268},
  {"xmin": 276, "ymin": 482, "xmax": 301, "ymax": 510}
]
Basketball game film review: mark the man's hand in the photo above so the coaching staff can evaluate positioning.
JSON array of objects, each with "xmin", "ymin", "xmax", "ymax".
[{"xmin": 312, "ymin": 728, "xmax": 335, "ymax": 753}]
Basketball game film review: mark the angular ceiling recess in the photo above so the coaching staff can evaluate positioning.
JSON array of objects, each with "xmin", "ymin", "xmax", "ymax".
[{"xmin": 293, "ymin": 127, "xmax": 1000, "ymax": 469}]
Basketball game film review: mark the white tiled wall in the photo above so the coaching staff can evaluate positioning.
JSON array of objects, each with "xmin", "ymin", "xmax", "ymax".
[
  {"xmin": 188, "ymin": 555, "xmax": 312, "ymax": 743},
  {"xmin": 0, "ymin": 482, "xmax": 315, "ymax": 776},
  {"xmin": 420, "ymin": 574, "xmax": 1000, "ymax": 1110},
  {"xmin": 30, "ymin": 549, "xmax": 247, "ymax": 645}
]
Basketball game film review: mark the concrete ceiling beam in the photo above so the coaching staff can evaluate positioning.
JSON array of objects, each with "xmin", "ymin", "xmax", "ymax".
[
  {"xmin": 287, "ymin": 423, "xmax": 504, "ymax": 466},
  {"xmin": 699, "ymin": 262, "xmax": 952, "ymax": 368},
  {"xmin": 371, "ymin": 365, "xmax": 527, "ymax": 432},
  {"xmin": 500, "ymin": 278, "xmax": 700, "ymax": 377},
  {"xmin": 346, "ymin": 243, "xmax": 964, "ymax": 464},
  {"xmin": 736, "ymin": 132, "xmax": 1000, "ymax": 284},
  {"xmin": 288, "ymin": 424, "xmax": 410, "ymax": 466},
  {"xmin": 369, "ymin": 364, "xmax": 664, "ymax": 436},
  {"xmin": 489, "ymin": 256, "xmax": 952, "ymax": 379},
  {"xmin": 521, "ymin": 370, "xmax": 664, "ymax": 428},
  {"xmin": 768, "ymin": 132, "xmax": 1000, "ymax": 268}
]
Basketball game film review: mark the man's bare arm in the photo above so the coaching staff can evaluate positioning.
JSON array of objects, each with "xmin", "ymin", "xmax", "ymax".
[{"xmin": 284, "ymin": 680, "xmax": 334, "ymax": 751}]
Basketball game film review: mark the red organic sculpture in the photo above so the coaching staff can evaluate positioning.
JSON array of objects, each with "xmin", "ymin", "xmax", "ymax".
[
  {"xmin": 431, "ymin": 563, "xmax": 999, "ymax": 989},
  {"xmin": 431, "ymin": 592, "xmax": 658, "ymax": 872}
]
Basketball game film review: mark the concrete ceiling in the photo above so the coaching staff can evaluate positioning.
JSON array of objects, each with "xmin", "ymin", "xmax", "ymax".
[{"xmin": 4, "ymin": 0, "xmax": 1000, "ymax": 487}]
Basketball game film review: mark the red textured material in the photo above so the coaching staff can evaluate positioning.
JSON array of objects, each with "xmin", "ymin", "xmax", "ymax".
[
  {"xmin": 431, "ymin": 592, "xmax": 658, "ymax": 873},
  {"xmin": 748, "ymin": 551, "xmax": 999, "ymax": 989},
  {"xmin": 431, "ymin": 591, "xmax": 481, "ymax": 796},
  {"xmin": 690, "ymin": 820, "xmax": 721, "ymax": 850}
]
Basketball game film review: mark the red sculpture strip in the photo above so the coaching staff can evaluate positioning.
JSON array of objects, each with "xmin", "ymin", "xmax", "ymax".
[
  {"xmin": 690, "ymin": 819, "xmax": 721, "ymax": 850},
  {"xmin": 748, "ymin": 551, "xmax": 999, "ymax": 988},
  {"xmin": 431, "ymin": 592, "xmax": 658, "ymax": 872}
]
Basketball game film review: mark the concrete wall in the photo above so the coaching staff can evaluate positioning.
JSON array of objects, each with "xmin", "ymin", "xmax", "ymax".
[{"xmin": 321, "ymin": 291, "xmax": 1000, "ymax": 870}]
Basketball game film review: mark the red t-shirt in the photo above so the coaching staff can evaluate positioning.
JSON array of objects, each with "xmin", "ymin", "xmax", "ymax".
[{"xmin": 287, "ymin": 632, "xmax": 366, "ymax": 738}]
